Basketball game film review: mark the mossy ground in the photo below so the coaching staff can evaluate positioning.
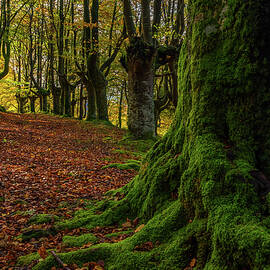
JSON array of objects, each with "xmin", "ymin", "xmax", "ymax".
[
  {"xmin": 28, "ymin": 214, "xmax": 60, "ymax": 225},
  {"xmin": 102, "ymin": 160, "xmax": 141, "ymax": 171},
  {"xmin": 62, "ymin": 233, "xmax": 98, "ymax": 247}
]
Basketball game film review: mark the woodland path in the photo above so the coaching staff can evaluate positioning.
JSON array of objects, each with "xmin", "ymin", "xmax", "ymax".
[{"xmin": 0, "ymin": 112, "xmax": 139, "ymax": 269}]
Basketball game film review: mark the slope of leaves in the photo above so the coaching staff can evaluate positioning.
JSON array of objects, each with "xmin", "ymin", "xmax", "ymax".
[{"xmin": 0, "ymin": 112, "xmax": 150, "ymax": 269}]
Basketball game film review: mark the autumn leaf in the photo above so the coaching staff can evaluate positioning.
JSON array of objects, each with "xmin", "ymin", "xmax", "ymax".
[
  {"xmin": 135, "ymin": 224, "xmax": 145, "ymax": 233},
  {"xmin": 190, "ymin": 258, "xmax": 196, "ymax": 267},
  {"xmin": 38, "ymin": 245, "xmax": 48, "ymax": 259}
]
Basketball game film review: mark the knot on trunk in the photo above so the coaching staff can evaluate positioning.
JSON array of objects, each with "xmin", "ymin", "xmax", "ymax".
[{"xmin": 127, "ymin": 37, "xmax": 156, "ymax": 67}]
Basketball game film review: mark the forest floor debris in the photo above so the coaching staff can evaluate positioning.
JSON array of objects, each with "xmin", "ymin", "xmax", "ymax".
[{"xmin": 0, "ymin": 112, "xmax": 152, "ymax": 269}]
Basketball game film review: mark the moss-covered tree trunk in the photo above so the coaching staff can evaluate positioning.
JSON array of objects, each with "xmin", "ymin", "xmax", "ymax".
[
  {"xmin": 32, "ymin": 1, "xmax": 270, "ymax": 269},
  {"xmin": 118, "ymin": 0, "xmax": 270, "ymax": 267},
  {"xmin": 118, "ymin": 0, "xmax": 270, "ymax": 268}
]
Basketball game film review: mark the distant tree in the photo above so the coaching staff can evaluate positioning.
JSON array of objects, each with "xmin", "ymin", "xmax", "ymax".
[
  {"xmin": 121, "ymin": 0, "xmax": 184, "ymax": 138},
  {"xmin": 0, "ymin": 0, "xmax": 11, "ymax": 80}
]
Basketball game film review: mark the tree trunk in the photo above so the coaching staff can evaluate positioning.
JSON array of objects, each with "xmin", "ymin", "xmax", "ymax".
[
  {"xmin": 113, "ymin": 0, "xmax": 270, "ymax": 268},
  {"xmin": 95, "ymin": 81, "xmax": 108, "ymax": 121},
  {"xmin": 127, "ymin": 38, "xmax": 155, "ymax": 138},
  {"xmin": 42, "ymin": 95, "xmax": 48, "ymax": 112},
  {"xmin": 29, "ymin": 96, "xmax": 36, "ymax": 113},
  {"xmin": 52, "ymin": 89, "xmax": 61, "ymax": 115},
  {"xmin": 86, "ymin": 82, "xmax": 96, "ymax": 120},
  {"xmin": 16, "ymin": 95, "xmax": 28, "ymax": 114},
  {"xmin": 87, "ymin": 54, "xmax": 108, "ymax": 121},
  {"xmin": 33, "ymin": 1, "xmax": 270, "ymax": 269},
  {"xmin": 118, "ymin": 85, "xmax": 124, "ymax": 128},
  {"xmin": 78, "ymin": 84, "xmax": 84, "ymax": 120}
]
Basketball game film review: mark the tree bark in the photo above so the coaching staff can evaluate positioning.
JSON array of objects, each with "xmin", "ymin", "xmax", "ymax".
[
  {"xmin": 87, "ymin": 54, "xmax": 108, "ymax": 121},
  {"xmin": 126, "ymin": 38, "xmax": 156, "ymax": 138}
]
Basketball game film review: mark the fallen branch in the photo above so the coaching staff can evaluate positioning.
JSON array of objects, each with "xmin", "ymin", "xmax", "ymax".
[{"xmin": 50, "ymin": 251, "xmax": 71, "ymax": 270}]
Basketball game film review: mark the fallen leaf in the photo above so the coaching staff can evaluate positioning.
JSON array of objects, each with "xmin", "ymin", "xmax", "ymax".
[
  {"xmin": 190, "ymin": 258, "xmax": 196, "ymax": 267},
  {"xmin": 38, "ymin": 245, "xmax": 48, "ymax": 259},
  {"xmin": 135, "ymin": 224, "xmax": 145, "ymax": 233}
]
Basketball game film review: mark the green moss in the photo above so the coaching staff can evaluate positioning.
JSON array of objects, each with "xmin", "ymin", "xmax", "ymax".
[
  {"xmin": 20, "ymin": 228, "xmax": 57, "ymax": 242},
  {"xmin": 102, "ymin": 160, "xmax": 141, "ymax": 171},
  {"xmin": 28, "ymin": 214, "xmax": 60, "ymax": 225},
  {"xmin": 89, "ymin": 119, "xmax": 113, "ymax": 126},
  {"xmin": 62, "ymin": 233, "xmax": 97, "ymax": 247},
  {"xmin": 55, "ymin": 199, "xmax": 131, "ymax": 231},
  {"xmin": 105, "ymin": 230, "xmax": 133, "ymax": 238},
  {"xmin": 16, "ymin": 252, "xmax": 40, "ymax": 267}
]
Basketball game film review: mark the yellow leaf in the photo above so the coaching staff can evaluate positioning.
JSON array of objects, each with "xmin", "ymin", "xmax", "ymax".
[
  {"xmin": 93, "ymin": 266, "xmax": 104, "ymax": 270},
  {"xmin": 135, "ymin": 224, "xmax": 145, "ymax": 233},
  {"xmin": 190, "ymin": 258, "xmax": 196, "ymax": 267}
]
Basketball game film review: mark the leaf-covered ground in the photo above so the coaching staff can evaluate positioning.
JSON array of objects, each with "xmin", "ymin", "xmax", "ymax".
[{"xmin": 0, "ymin": 112, "xmax": 151, "ymax": 269}]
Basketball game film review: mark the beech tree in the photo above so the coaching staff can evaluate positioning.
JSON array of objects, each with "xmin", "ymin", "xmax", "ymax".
[
  {"xmin": 33, "ymin": 0, "xmax": 270, "ymax": 269},
  {"xmin": 121, "ymin": 0, "xmax": 184, "ymax": 138}
]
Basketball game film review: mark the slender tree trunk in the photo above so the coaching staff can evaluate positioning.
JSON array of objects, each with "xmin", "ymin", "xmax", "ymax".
[
  {"xmin": 86, "ymin": 82, "xmax": 96, "ymax": 120},
  {"xmin": 42, "ymin": 95, "xmax": 48, "ymax": 112},
  {"xmin": 53, "ymin": 91, "xmax": 61, "ymax": 115},
  {"xmin": 118, "ymin": 82, "xmax": 124, "ymax": 128},
  {"xmin": 0, "ymin": 0, "xmax": 10, "ymax": 80},
  {"xmin": 87, "ymin": 54, "xmax": 108, "ymax": 121},
  {"xmin": 83, "ymin": 0, "xmax": 96, "ymax": 120},
  {"xmin": 29, "ymin": 96, "xmax": 36, "ymax": 113},
  {"xmin": 58, "ymin": 0, "xmax": 70, "ymax": 116},
  {"xmin": 79, "ymin": 84, "xmax": 84, "ymax": 120}
]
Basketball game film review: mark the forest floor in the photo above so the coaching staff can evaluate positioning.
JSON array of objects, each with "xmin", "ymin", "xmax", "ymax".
[{"xmin": 0, "ymin": 112, "xmax": 153, "ymax": 269}]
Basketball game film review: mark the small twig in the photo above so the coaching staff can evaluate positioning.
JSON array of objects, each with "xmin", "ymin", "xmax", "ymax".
[{"xmin": 50, "ymin": 251, "xmax": 71, "ymax": 270}]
